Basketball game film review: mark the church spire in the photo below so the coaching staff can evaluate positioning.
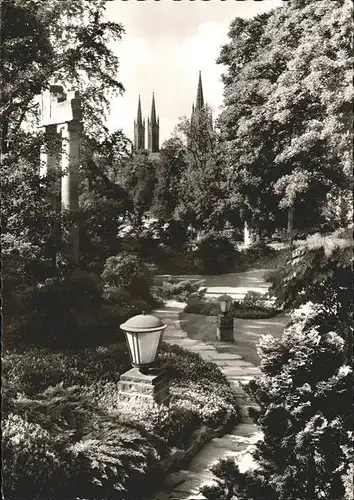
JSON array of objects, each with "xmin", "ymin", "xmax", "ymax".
[
  {"xmin": 137, "ymin": 95, "xmax": 143, "ymax": 125},
  {"xmin": 150, "ymin": 92, "xmax": 157, "ymax": 124},
  {"xmin": 195, "ymin": 71, "xmax": 204, "ymax": 111},
  {"xmin": 148, "ymin": 92, "xmax": 159, "ymax": 153},
  {"xmin": 134, "ymin": 95, "xmax": 145, "ymax": 150}
]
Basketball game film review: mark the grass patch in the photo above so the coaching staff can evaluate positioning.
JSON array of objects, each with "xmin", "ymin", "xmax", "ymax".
[{"xmin": 179, "ymin": 312, "xmax": 290, "ymax": 367}]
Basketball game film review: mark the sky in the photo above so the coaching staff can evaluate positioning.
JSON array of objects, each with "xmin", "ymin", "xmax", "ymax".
[{"xmin": 105, "ymin": 0, "xmax": 283, "ymax": 144}]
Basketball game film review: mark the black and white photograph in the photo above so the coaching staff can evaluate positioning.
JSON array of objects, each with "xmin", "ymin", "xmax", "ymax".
[{"xmin": 1, "ymin": 0, "xmax": 352, "ymax": 499}]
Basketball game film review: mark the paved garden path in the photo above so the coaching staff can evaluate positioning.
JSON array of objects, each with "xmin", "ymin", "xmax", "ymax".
[{"xmin": 149, "ymin": 301, "xmax": 264, "ymax": 500}]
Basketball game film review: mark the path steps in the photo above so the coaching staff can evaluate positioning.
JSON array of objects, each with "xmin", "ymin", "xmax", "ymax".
[{"xmin": 149, "ymin": 304, "xmax": 262, "ymax": 500}]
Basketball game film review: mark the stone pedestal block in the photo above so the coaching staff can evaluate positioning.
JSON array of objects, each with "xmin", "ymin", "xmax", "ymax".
[
  {"xmin": 217, "ymin": 314, "xmax": 234, "ymax": 342},
  {"xmin": 118, "ymin": 368, "xmax": 170, "ymax": 405}
]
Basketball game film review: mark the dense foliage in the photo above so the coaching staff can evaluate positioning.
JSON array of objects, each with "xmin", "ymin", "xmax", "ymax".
[
  {"xmin": 217, "ymin": 0, "xmax": 352, "ymax": 237},
  {"xmin": 1, "ymin": 0, "xmax": 125, "ymax": 150},
  {"xmin": 3, "ymin": 343, "xmax": 238, "ymax": 499},
  {"xmin": 267, "ymin": 229, "xmax": 352, "ymax": 360},
  {"xmin": 202, "ymin": 228, "xmax": 352, "ymax": 499},
  {"xmin": 185, "ymin": 291, "xmax": 278, "ymax": 319},
  {"xmin": 3, "ymin": 254, "xmax": 158, "ymax": 351},
  {"xmin": 202, "ymin": 303, "xmax": 352, "ymax": 500}
]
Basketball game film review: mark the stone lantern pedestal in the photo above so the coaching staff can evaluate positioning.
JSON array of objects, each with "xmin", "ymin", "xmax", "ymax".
[
  {"xmin": 118, "ymin": 368, "xmax": 170, "ymax": 406},
  {"xmin": 217, "ymin": 314, "xmax": 234, "ymax": 342}
]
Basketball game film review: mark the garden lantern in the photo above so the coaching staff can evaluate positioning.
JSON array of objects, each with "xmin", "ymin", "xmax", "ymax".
[
  {"xmin": 119, "ymin": 313, "xmax": 170, "ymax": 406},
  {"xmin": 218, "ymin": 294, "xmax": 233, "ymax": 315},
  {"xmin": 120, "ymin": 313, "xmax": 167, "ymax": 371}
]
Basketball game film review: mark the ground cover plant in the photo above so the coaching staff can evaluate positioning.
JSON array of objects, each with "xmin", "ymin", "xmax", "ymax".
[{"xmin": 3, "ymin": 342, "xmax": 239, "ymax": 499}]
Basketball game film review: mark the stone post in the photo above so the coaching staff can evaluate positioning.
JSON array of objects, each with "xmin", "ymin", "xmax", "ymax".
[
  {"xmin": 118, "ymin": 368, "xmax": 170, "ymax": 406},
  {"xmin": 244, "ymin": 222, "xmax": 254, "ymax": 248},
  {"xmin": 59, "ymin": 121, "xmax": 82, "ymax": 264},
  {"xmin": 39, "ymin": 85, "xmax": 83, "ymax": 265},
  {"xmin": 217, "ymin": 314, "xmax": 234, "ymax": 342},
  {"xmin": 40, "ymin": 124, "xmax": 61, "ymax": 212}
]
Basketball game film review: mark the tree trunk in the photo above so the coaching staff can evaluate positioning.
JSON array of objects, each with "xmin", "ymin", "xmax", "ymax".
[{"xmin": 287, "ymin": 206, "xmax": 294, "ymax": 248}]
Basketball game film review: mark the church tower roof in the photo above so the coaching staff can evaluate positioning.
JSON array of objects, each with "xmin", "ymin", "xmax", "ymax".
[
  {"xmin": 148, "ymin": 92, "xmax": 159, "ymax": 153},
  {"xmin": 136, "ymin": 95, "xmax": 143, "ymax": 125},
  {"xmin": 150, "ymin": 92, "xmax": 157, "ymax": 124},
  {"xmin": 134, "ymin": 95, "xmax": 145, "ymax": 150},
  {"xmin": 195, "ymin": 71, "xmax": 204, "ymax": 111}
]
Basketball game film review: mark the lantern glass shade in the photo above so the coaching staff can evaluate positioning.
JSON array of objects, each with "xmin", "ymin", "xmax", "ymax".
[
  {"xmin": 218, "ymin": 294, "xmax": 233, "ymax": 314},
  {"xmin": 120, "ymin": 314, "xmax": 167, "ymax": 368}
]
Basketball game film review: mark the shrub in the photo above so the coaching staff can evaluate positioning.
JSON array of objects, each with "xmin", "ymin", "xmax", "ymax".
[
  {"xmin": 240, "ymin": 290, "xmax": 265, "ymax": 309},
  {"xmin": 184, "ymin": 298, "xmax": 220, "ymax": 316},
  {"xmin": 2, "ymin": 413, "xmax": 76, "ymax": 500},
  {"xmin": 241, "ymin": 242, "xmax": 288, "ymax": 271},
  {"xmin": 3, "ymin": 344, "xmax": 130, "ymax": 397},
  {"xmin": 156, "ymin": 278, "xmax": 206, "ymax": 302},
  {"xmin": 184, "ymin": 297, "xmax": 278, "ymax": 319},
  {"xmin": 158, "ymin": 342, "xmax": 229, "ymax": 386},
  {"xmin": 3, "ymin": 385, "xmax": 168, "ymax": 500},
  {"xmin": 3, "ymin": 270, "xmax": 107, "ymax": 350},
  {"xmin": 195, "ymin": 232, "xmax": 239, "ymax": 274},
  {"xmin": 154, "ymin": 247, "xmax": 203, "ymax": 274},
  {"xmin": 3, "ymin": 341, "xmax": 239, "ymax": 499},
  {"xmin": 102, "ymin": 252, "xmax": 154, "ymax": 303}
]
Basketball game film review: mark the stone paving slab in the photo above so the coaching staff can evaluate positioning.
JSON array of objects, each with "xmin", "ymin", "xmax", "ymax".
[
  {"xmin": 197, "ymin": 351, "xmax": 221, "ymax": 361},
  {"xmin": 206, "ymin": 352, "xmax": 243, "ymax": 360}
]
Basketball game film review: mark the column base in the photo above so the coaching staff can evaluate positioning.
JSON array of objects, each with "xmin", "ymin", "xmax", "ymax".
[{"xmin": 118, "ymin": 367, "xmax": 170, "ymax": 405}]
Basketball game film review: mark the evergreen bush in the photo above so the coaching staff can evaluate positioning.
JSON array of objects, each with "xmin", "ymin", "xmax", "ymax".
[{"xmin": 195, "ymin": 232, "xmax": 239, "ymax": 274}]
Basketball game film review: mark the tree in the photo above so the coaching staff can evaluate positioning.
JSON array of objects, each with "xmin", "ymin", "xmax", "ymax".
[
  {"xmin": 151, "ymin": 137, "xmax": 187, "ymax": 224},
  {"xmin": 217, "ymin": 0, "xmax": 352, "ymax": 239},
  {"xmin": 1, "ymin": 0, "xmax": 131, "ymax": 346},
  {"xmin": 174, "ymin": 110, "xmax": 242, "ymax": 233},
  {"xmin": 78, "ymin": 130, "xmax": 134, "ymax": 269},
  {"xmin": 1, "ymin": 0, "xmax": 125, "ymax": 152},
  {"xmin": 123, "ymin": 152, "xmax": 157, "ymax": 226}
]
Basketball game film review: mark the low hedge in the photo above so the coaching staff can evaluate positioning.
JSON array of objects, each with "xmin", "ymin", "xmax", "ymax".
[
  {"xmin": 184, "ymin": 298, "xmax": 279, "ymax": 319},
  {"xmin": 3, "ymin": 342, "xmax": 239, "ymax": 499},
  {"xmin": 154, "ymin": 277, "xmax": 206, "ymax": 302}
]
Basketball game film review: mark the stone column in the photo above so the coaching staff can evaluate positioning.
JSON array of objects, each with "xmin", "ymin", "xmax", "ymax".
[
  {"xmin": 40, "ymin": 125, "xmax": 61, "ymax": 211},
  {"xmin": 59, "ymin": 121, "xmax": 82, "ymax": 264},
  {"xmin": 244, "ymin": 222, "xmax": 254, "ymax": 248}
]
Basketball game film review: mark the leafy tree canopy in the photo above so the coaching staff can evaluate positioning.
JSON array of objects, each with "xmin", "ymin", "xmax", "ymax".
[
  {"xmin": 218, "ymin": 0, "xmax": 352, "ymax": 233},
  {"xmin": 1, "ymin": 0, "xmax": 125, "ymax": 151}
]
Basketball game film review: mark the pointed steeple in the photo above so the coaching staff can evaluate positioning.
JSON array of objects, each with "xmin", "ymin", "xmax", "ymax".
[
  {"xmin": 134, "ymin": 95, "xmax": 145, "ymax": 150},
  {"xmin": 151, "ymin": 92, "xmax": 157, "ymax": 124},
  {"xmin": 196, "ymin": 71, "xmax": 204, "ymax": 111},
  {"xmin": 137, "ymin": 95, "xmax": 143, "ymax": 125},
  {"xmin": 148, "ymin": 92, "xmax": 159, "ymax": 153}
]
